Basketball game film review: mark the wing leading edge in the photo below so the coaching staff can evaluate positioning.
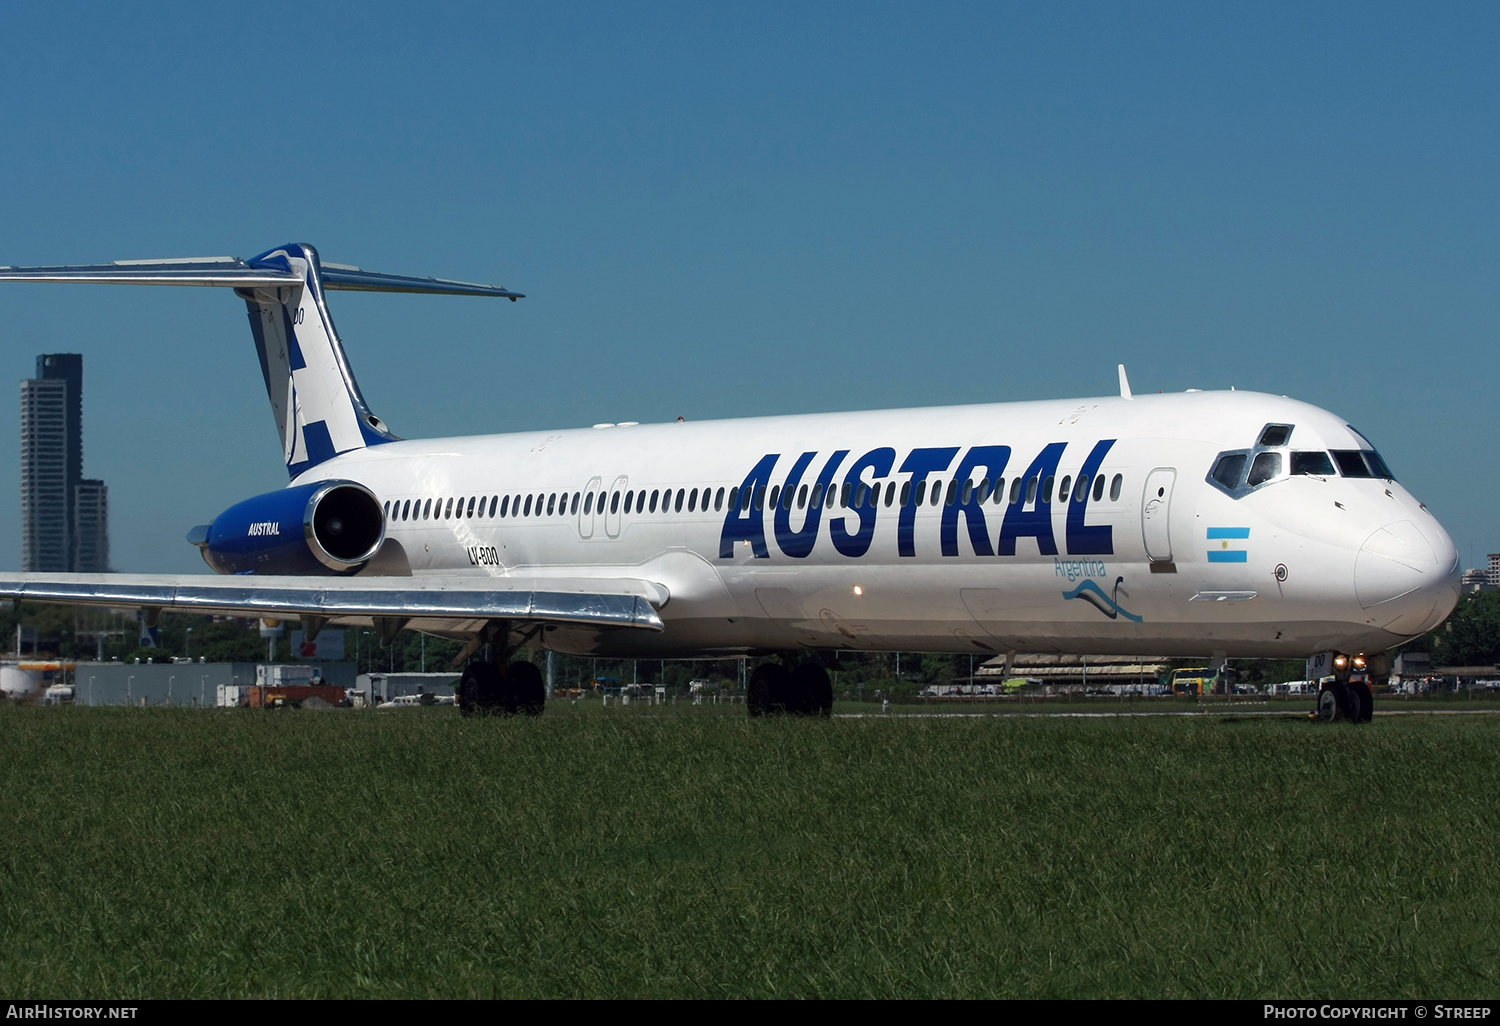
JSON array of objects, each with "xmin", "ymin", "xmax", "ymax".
[{"xmin": 0, "ymin": 574, "xmax": 665, "ymax": 633}]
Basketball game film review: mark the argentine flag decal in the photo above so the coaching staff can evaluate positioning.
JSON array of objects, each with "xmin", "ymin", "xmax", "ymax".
[{"xmin": 1207, "ymin": 527, "xmax": 1250, "ymax": 562}]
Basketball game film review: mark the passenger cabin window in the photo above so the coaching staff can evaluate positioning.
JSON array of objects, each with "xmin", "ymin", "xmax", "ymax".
[
  {"xmin": 1057, "ymin": 477, "xmax": 1071, "ymax": 504},
  {"xmin": 466, "ymin": 496, "xmax": 476, "ymax": 517},
  {"xmin": 715, "ymin": 487, "xmax": 725, "ymax": 511},
  {"xmin": 1259, "ymin": 424, "xmax": 1293, "ymax": 447},
  {"xmin": 1291, "ymin": 451, "xmax": 1336, "ymax": 476},
  {"xmin": 1109, "ymin": 475, "xmax": 1122, "ymax": 502}
]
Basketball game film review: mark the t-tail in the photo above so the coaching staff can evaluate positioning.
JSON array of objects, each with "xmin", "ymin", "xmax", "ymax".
[{"xmin": 0, "ymin": 243, "xmax": 522, "ymax": 478}]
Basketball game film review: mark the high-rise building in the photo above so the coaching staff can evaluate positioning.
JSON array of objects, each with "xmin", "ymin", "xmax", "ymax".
[
  {"xmin": 1489, "ymin": 553, "xmax": 1500, "ymax": 590},
  {"xmin": 38, "ymin": 354, "xmax": 83, "ymax": 568},
  {"xmin": 21, "ymin": 353, "xmax": 106, "ymax": 572},
  {"xmin": 20, "ymin": 377, "xmax": 69, "ymax": 571},
  {"xmin": 73, "ymin": 478, "xmax": 109, "ymax": 573}
]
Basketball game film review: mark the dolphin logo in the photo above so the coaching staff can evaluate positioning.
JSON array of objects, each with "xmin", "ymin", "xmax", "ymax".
[{"xmin": 1062, "ymin": 576, "xmax": 1143, "ymax": 623}]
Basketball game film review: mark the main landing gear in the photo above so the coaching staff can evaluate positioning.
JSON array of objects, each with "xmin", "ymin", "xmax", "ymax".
[
  {"xmin": 747, "ymin": 662, "xmax": 834, "ymax": 717},
  {"xmin": 456, "ymin": 623, "xmax": 546, "ymax": 717},
  {"xmin": 458, "ymin": 660, "xmax": 546, "ymax": 717}
]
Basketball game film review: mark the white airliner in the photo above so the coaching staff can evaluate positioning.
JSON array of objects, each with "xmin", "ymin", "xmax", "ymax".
[{"xmin": 0, "ymin": 244, "xmax": 1460, "ymax": 722}]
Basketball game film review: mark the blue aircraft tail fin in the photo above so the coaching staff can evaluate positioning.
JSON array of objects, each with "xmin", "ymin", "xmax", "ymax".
[{"xmin": 0, "ymin": 244, "xmax": 523, "ymax": 478}]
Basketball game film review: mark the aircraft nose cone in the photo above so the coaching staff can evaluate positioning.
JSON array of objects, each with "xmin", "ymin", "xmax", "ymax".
[{"xmin": 1355, "ymin": 519, "xmax": 1459, "ymax": 635}]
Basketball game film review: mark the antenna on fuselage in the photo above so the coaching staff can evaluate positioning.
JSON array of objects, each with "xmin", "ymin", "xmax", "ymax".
[{"xmin": 1118, "ymin": 364, "xmax": 1134, "ymax": 400}]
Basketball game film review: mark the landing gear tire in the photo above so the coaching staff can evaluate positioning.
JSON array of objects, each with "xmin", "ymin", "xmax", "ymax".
[
  {"xmin": 1347, "ymin": 682, "xmax": 1373, "ymax": 724},
  {"xmin": 789, "ymin": 663, "xmax": 834, "ymax": 717},
  {"xmin": 1316, "ymin": 683, "xmax": 1344, "ymax": 723},
  {"xmin": 748, "ymin": 663, "xmax": 791, "ymax": 717},
  {"xmin": 508, "ymin": 660, "xmax": 546, "ymax": 716},
  {"xmin": 460, "ymin": 662, "xmax": 503, "ymax": 718}
]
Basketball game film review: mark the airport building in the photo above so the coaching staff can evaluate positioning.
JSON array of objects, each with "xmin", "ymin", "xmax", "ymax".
[
  {"xmin": 58, "ymin": 661, "xmax": 358, "ymax": 706},
  {"xmin": 19, "ymin": 353, "xmax": 108, "ymax": 572}
]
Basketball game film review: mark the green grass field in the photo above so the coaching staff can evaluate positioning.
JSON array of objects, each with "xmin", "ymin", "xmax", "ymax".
[{"xmin": 2, "ymin": 703, "xmax": 1498, "ymax": 998}]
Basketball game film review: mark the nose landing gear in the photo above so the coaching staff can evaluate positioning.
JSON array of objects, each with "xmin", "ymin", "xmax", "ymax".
[{"xmin": 1310, "ymin": 651, "xmax": 1379, "ymax": 724}]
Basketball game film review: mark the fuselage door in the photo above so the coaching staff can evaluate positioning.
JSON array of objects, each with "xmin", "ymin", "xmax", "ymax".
[
  {"xmin": 605, "ymin": 475, "xmax": 628, "ymax": 539},
  {"xmin": 580, "ymin": 475, "xmax": 601, "ymax": 539},
  {"xmin": 1141, "ymin": 468, "xmax": 1176, "ymax": 565}
]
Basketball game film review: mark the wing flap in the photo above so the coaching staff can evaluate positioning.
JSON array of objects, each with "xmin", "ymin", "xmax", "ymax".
[{"xmin": 0, "ymin": 574, "xmax": 665, "ymax": 631}]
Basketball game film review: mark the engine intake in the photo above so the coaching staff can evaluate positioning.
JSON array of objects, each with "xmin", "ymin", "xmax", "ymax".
[{"xmin": 192, "ymin": 480, "xmax": 385, "ymax": 575}]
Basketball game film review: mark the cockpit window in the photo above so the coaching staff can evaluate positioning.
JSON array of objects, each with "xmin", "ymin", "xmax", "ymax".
[
  {"xmin": 1210, "ymin": 453, "xmax": 1248, "ymax": 490},
  {"xmin": 1246, "ymin": 451, "xmax": 1282, "ymax": 487},
  {"xmin": 1332, "ymin": 450, "xmax": 1373, "ymax": 478},
  {"xmin": 1290, "ymin": 451, "xmax": 1336, "ymax": 476},
  {"xmin": 1363, "ymin": 450, "xmax": 1395, "ymax": 480},
  {"xmin": 1258, "ymin": 424, "xmax": 1293, "ymax": 447}
]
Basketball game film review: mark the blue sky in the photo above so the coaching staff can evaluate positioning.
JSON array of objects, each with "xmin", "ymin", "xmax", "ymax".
[{"xmin": 1, "ymin": 2, "xmax": 1495, "ymax": 572}]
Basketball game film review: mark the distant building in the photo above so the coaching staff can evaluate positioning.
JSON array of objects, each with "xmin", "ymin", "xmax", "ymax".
[
  {"xmin": 1489, "ymin": 553, "xmax": 1500, "ymax": 589},
  {"xmin": 20, "ymin": 353, "xmax": 107, "ymax": 572},
  {"xmin": 73, "ymin": 478, "xmax": 109, "ymax": 573},
  {"xmin": 1461, "ymin": 568, "xmax": 1490, "ymax": 594},
  {"xmin": 20, "ymin": 377, "xmax": 69, "ymax": 571}
]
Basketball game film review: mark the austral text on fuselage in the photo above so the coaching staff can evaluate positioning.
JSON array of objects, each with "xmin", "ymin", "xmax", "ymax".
[{"xmin": 718, "ymin": 440, "xmax": 1117, "ymax": 560}]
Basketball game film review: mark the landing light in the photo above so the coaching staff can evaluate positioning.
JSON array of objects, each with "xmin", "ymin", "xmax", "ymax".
[
  {"xmin": 1352, "ymin": 655, "xmax": 1367, "ymax": 671},
  {"xmin": 853, "ymin": 586, "xmax": 863, "ymax": 597},
  {"xmin": 1333, "ymin": 654, "xmax": 1350, "ymax": 671}
]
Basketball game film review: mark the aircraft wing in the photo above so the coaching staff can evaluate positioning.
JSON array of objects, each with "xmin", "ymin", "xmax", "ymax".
[{"xmin": 0, "ymin": 573, "xmax": 665, "ymax": 633}]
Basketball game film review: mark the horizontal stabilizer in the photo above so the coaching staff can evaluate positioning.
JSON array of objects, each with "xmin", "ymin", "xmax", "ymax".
[
  {"xmin": 0, "ymin": 243, "xmax": 524, "ymax": 478},
  {"xmin": 0, "ymin": 573, "xmax": 665, "ymax": 632},
  {"xmin": 0, "ymin": 256, "xmax": 523, "ymax": 298}
]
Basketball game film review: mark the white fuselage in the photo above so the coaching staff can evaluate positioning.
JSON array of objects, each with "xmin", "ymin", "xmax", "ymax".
[{"xmin": 295, "ymin": 390, "xmax": 1460, "ymax": 660}]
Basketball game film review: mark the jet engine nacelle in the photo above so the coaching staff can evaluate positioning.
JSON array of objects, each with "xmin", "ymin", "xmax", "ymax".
[{"xmin": 191, "ymin": 480, "xmax": 385, "ymax": 575}]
